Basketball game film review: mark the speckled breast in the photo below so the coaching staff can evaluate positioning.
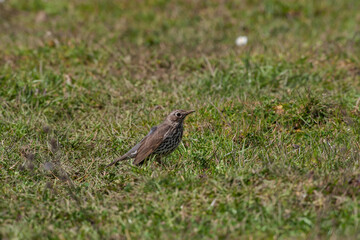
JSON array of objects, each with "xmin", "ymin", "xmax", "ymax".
[{"xmin": 154, "ymin": 126, "xmax": 183, "ymax": 155}]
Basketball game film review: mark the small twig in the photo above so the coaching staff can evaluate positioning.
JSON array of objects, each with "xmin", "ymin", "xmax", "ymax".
[
  {"xmin": 49, "ymin": 170, "xmax": 61, "ymax": 181},
  {"xmin": 224, "ymin": 151, "xmax": 235, "ymax": 157},
  {"xmin": 204, "ymin": 56, "xmax": 216, "ymax": 77},
  {"xmin": 9, "ymin": 161, "xmax": 20, "ymax": 170}
]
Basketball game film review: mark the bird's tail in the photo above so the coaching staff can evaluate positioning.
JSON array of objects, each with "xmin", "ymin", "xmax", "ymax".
[{"xmin": 106, "ymin": 154, "xmax": 130, "ymax": 167}]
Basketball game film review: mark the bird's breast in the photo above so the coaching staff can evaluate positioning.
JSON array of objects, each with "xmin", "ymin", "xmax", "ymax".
[{"xmin": 153, "ymin": 125, "xmax": 183, "ymax": 155}]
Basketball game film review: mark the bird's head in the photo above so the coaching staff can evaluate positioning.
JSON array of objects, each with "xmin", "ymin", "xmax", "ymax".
[{"xmin": 166, "ymin": 109, "xmax": 195, "ymax": 125}]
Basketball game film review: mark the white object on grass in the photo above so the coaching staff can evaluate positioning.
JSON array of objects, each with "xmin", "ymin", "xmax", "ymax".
[{"xmin": 235, "ymin": 36, "xmax": 248, "ymax": 46}]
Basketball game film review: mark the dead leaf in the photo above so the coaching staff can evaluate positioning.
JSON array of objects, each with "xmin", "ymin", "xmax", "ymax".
[{"xmin": 274, "ymin": 105, "xmax": 284, "ymax": 114}]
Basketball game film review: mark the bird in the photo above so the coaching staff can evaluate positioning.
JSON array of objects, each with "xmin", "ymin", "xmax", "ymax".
[{"xmin": 106, "ymin": 109, "xmax": 195, "ymax": 167}]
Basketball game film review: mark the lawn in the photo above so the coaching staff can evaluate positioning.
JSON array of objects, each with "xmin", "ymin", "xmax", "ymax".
[{"xmin": 1, "ymin": 0, "xmax": 360, "ymax": 239}]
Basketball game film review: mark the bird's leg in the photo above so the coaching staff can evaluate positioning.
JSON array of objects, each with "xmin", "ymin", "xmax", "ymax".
[{"xmin": 155, "ymin": 156, "xmax": 165, "ymax": 166}]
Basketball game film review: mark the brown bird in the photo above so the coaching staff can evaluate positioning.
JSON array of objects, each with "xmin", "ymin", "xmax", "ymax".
[{"xmin": 106, "ymin": 109, "xmax": 195, "ymax": 167}]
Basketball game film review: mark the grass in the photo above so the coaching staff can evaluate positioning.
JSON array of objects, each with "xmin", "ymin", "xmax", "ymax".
[{"xmin": 1, "ymin": 0, "xmax": 360, "ymax": 239}]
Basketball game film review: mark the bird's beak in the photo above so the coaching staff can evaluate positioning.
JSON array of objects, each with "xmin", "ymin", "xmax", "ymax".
[{"xmin": 185, "ymin": 110, "xmax": 195, "ymax": 115}]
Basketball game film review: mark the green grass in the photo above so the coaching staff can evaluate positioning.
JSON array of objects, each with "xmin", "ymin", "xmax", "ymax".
[{"xmin": 1, "ymin": 0, "xmax": 360, "ymax": 239}]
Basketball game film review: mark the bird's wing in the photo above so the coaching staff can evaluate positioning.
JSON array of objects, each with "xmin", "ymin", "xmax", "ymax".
[
  {"xmin": 106, "ymin": 126, "xmax": 158, "ymax": 167},
  {"xmin": 125, "ymin": 126, "xmax": 158, "ymax": 157},
  {"xmin": 133, "ymin": 124, "xmax": 169, "ymax": 165}
]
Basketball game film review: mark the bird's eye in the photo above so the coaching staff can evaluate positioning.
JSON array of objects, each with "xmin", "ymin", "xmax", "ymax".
[{"xmin": 176, "ymin": 112, "xmax": 181, "ymax": 117}]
